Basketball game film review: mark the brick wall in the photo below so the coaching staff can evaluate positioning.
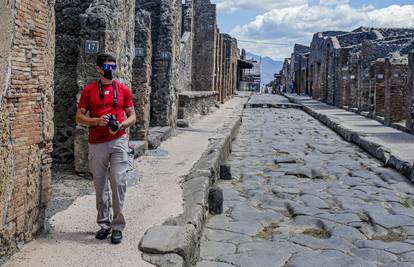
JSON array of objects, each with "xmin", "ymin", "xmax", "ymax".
[
  {"xmin": 0, "ymin": 0, "xmax": 55, "ymax": 257},
  {"xmin": 384, "ymin": 57, "xmax": 409, "ymax": 125}
]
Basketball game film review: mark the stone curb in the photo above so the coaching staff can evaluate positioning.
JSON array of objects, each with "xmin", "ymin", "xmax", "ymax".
[
  {"xmin": 138, "ymin": 105, "xmax": 244, "ymax": 267},
  {"xmin": 284, "ymin": 94, "xmax": 414, "ymax": 182}
]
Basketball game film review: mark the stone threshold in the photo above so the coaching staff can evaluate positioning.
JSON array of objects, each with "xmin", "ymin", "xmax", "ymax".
[
  {"xmin": 284, "ymin": 93, "xmax": 414, "ymax": 183},
  {"xmin": 138, "ymin": 106, "xmax": 244, "ymax": 266}
]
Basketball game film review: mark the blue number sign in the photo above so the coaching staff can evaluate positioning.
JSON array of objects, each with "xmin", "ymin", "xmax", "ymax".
[{"xmin": 85, "ymin": 41, "xmax": 99, "ymax": 54}]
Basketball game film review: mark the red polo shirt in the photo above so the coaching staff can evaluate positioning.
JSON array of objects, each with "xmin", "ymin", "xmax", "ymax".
[{"xmin": 78, "ymin": 80, "xmax": 134, "ymax": 144}]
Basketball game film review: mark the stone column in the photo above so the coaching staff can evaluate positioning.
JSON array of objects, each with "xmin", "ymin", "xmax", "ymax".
[
  {"xmin": 384, "ymin": 57, "xmax": 408, "ymax": 126},
  {"xmin": 139, "ymin": 0, "xmax": 182, "ymax": 127},
  {"xmin": 74, "ymin": 0, "xmax": 136, "ymax": 173},
  {"xmin": 373, "ymin": 59, "xmax": 386, "ymax": 118},
  {"xmin": 130, "ymin": 10, "xmax": 152, "ymax": 141},
  {"xmin": 407, "ymin": 52, "xmax": 414, "ymax": 134},
  {"xmin": 53, "ymin": 0, "xmax": 94, "ymax": 163},
  {"xmin": 192, "ymin": 0, "xmax": 217, "ymax": 91}
]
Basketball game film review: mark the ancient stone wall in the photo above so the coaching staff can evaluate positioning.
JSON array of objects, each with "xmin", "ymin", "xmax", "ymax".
[
  {"xmin": 130, "ymin": 10, "xmax": 152, "ymax": 141},
  {"xmin": 373, "ymin": 59, "xmax": 386, "ymax": 117},
  {"xmin": 192, "ymin": 0, "xmax": 216, "ymax": 91},
  {"xmin": 0, "ymin": 0, "xmax": 55, "ymax": 258},
  {"xmin": 384, "ymin": 56, "xmax": 408, "ymax": 125},
  {"xmin": 140, "ymin": 0, "xmax": 182, "ymax": 127},
  {"xmin": 178, "ymin": 91, "xmax": 218, "ymax": 120},
  {"xmin": 178, "ymin": 0, "xmax": 194, "ymax": 94},
  {"xmin": 74, "ymin": 0, "xmax": 136, "ymax": 172},
  {"xmin": 53, "ymin": 0, "xmax": 94, "ymax": 164}
]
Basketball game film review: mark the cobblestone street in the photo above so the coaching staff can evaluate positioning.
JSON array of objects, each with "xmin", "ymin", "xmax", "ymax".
[{"xmin": 198, "ymin": 95, "xmax": 414, "ymax": 267}]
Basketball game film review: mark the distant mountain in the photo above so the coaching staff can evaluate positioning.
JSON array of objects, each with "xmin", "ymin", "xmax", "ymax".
[{"xmin": 245, "ymin": 52, "xmax": 283, "ymax": 85}]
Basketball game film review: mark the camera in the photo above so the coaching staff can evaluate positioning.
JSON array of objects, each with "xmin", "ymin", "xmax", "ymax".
[{"xmin": 107, "ymin": 115, "xmax": 119, "ymax": 132}]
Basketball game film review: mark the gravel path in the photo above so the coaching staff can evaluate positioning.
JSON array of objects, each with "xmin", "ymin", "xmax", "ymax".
[
  {"xmin": 198, "ymin": 95, "xmax": 414, "ymax": 267},
  {"xmin": 4, "ymin": 96, "xmax": 247, "ymax": 267}
]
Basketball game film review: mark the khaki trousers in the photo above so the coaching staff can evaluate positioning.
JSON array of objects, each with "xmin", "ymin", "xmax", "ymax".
[{"xmin": 89, "ymin": 135, "xmax": 129, "ymax": 231}]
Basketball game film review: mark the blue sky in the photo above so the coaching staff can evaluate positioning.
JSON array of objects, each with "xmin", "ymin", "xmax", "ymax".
[{"xmin": 213, "ymin": 0, "xmax": 414, "ymax": 60}]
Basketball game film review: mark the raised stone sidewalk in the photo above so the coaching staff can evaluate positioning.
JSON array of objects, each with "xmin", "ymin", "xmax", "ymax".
[{"xmin": 284, "ymin": 94, "xmax": 414, "ymax": 182}]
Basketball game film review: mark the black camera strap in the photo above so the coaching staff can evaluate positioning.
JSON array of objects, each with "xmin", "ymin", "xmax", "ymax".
[{"xmin": 98, "ymin": 80, "xmax": 118, "ymax": 108}]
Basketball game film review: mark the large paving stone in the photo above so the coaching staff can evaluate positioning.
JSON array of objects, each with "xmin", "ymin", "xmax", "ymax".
[
  {"xmin": 328, "ymin": 225, "xmax": 367, "ymax": 242},
  {"xmin": 200, "ymin": 241, "xmax": 236, "ymax": 260},
  {"xmin": 238, "ymin": 240, "xmax": 309, "ymax": 254},
  {"xmin": 288, "ymin": 236, "xmax": 356, "ymax": 253},
  {"xmin": 354, "ymin": 240, "xmax": 414, "ymax": 254},
  {"xmin": 351, "ymin": 248, "xmax": 397, "ymax": 264},
  {"xmin": 203, "ymin": 228, "xmax": 252, "ymax": 244},
  {"xmin": 368, "ymin": 213, "xmax": 414, "ymax": 228},
  {"xmin": 301, "ymin": 194, "xmax": 329, "ymax": 209},
  {"xmin": 228, "ymin": 202, "xmax": 284, "ymax": 225},
  {"xmin": 216, "ymin": 249, "xmax": 292, "ymax": 267},
  {"xmin": 286, "ymin": 249, "xmax": 376, "ymax": 267},
  {"xmin": 316, "ymin": 213, "xmax": 361, "ymax": 225}
]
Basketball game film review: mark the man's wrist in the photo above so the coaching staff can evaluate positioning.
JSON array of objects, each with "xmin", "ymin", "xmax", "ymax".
[{"xmin": 120, "ymin": 122, "xmax": 126, "ymax": 130}]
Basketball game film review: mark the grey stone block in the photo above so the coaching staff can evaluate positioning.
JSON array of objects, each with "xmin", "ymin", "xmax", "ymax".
[
  {"xmin": 139, "ymin": 225, "xmax": 196, "ymax": 256},
  {"xmin": 208, "ymin": 187, "xmax": 223, "ymax": 215},
  {"xmin": 220, "ymin": 164, "xmax": 232, "ymax": 180},
  {"xmin": 148, "ymin": 132, "xmax": 163, "ymax": 149},
  {"xmin": 177, "ymin": 119, "xmax": 190, "ymax": 128},
  {"xmin": 142, "ymin": 253, "xmax": 184, "ymax": 267}
]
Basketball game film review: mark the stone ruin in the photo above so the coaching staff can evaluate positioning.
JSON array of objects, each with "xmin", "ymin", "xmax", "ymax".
[
  {"xmin": 0, "ymin": 0, "xmax": 240, "ymax": 259},
  {"xmin": 279, "ymin": 27, "xmax": 414, "ymax": 134}
]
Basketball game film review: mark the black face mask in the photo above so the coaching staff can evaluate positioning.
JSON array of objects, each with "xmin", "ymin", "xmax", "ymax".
[{"xmin": 103, "ymin": 69, "xmax": 116, "ymax": 80}]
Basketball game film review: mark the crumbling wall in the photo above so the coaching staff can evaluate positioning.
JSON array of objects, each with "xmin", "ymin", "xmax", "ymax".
[
  {"xmin": 373, "ymin": 59, "xmax": 386, "ymax": 117},
  {"xmin": 139, "ymin": 0, "xmax": 182, "ymax": 127},
  {"xmin": 74, "ymin": 0, "xmax": 136, "ymax": 172},
  {"xmin": 177, "ymin": 1, "xmax": 194, "ymax": 93},
  {"xmin": 384, "ymin": 56, "xmax": 408, "ymax": 125},
  {"xmin": 130, "ymin": 10, "xmax": 152, "ymax": 141},
  {"xmin": 0, "ymin": 0, "xmax": 55, "ymax": 258},
  {"xmin": 192, "ymin": 0, "xmax": 216, "ymax": 91},
  {"xmin": 53, "ymin": 0, "xmax": 94, "ymax": 164}
]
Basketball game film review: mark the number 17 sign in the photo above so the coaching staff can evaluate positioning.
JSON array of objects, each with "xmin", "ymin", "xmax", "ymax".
[{"xmin": 85, "ymin": 41, "xmax": 99, "ymax": 54}]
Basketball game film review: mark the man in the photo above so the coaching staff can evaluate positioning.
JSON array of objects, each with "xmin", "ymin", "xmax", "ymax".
[{"xmin": 76, "ymin": 53, "xmax": 136, "ymax": 244}]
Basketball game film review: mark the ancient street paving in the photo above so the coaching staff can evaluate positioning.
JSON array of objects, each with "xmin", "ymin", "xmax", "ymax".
[{"xmin": 198, "ymin": 95, "xmax": 414, "ymax": 267}]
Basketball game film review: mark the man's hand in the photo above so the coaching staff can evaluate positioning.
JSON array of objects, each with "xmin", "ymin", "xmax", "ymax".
[{"xmin": 97, "ymin": 115, "xmax": 110, "ymax": 127}]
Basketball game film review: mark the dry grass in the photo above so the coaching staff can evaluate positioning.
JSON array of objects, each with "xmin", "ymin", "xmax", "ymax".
[{"xmin": 302, "ymin": 228, "xmax": 330, "ymax": 239}]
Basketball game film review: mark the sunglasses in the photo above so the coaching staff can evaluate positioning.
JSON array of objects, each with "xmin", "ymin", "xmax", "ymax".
[{"xmin": 102, "ymin": 63, "xmax": 117, "ymax": 71}]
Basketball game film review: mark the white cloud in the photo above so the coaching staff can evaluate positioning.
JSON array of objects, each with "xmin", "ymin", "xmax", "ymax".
[
  {"xmin": 211, "ymin": 0, "xmax": 307, "ymax": 12},
  {"xmin": 228, "ymin": 2, "xmax": 414, "ymax": 60}
]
